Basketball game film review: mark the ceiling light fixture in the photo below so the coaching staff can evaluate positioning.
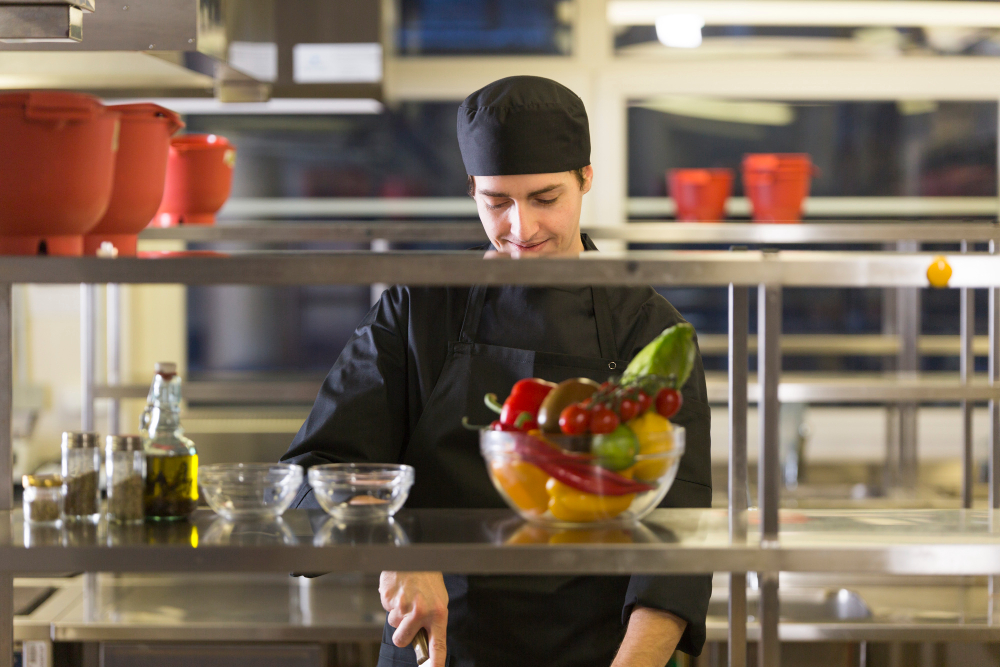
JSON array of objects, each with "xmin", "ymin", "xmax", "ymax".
[
  {"xmin": 611, "ymin": 1, "xmax": 1000, "ymax": 28},
  {"xmin": 656, "ymin": 13, "xmax": 705, "ymax": 48}
]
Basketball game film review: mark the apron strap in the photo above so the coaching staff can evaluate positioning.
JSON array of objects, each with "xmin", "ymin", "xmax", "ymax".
[
  {"xmin": 591, "ymin": 287, "xmax": 619, "ymax": 362},
  {"xmin": 458, "ymin": 285, "xmax": 488, "ymax": 344}
]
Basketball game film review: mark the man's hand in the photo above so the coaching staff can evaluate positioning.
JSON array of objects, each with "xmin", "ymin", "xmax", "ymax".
[
  {"xmin": 611, "ymin": 606, "xmax": 687, "ymax": 667},
  {"xmin": 379, "ymin": 571, "xmax": 449, "ymax": 667}
]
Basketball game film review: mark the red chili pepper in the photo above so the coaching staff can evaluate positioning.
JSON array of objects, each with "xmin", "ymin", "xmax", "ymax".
[
  {"xmin": 509, "ymin": 436, "xmax": 655, "ymax": 496},
  {"xmin": 485, "ymin": 378, "xmax": 555, "ymax": 431}
]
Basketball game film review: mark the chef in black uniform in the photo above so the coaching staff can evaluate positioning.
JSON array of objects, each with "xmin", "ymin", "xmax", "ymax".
[{"xmin": 282, "ymin": 76, "xmax": 712, "ymax": 667}]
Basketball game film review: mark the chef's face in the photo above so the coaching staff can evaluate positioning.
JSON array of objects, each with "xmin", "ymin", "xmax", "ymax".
[{"xmin": 472, "ymin": 166, "xmax": 593, "ymax": 255}]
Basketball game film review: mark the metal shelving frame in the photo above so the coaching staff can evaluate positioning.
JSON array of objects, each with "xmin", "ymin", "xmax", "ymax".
[
  {"xmin": 1, "ymin": 249, "xmax": 999, "ymax": 667},
  {"xmin": 127, "ymin": 220, "xmax": 1000, "ymax": 500}
]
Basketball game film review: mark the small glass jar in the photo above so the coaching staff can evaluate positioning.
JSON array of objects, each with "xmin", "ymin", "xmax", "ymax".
[
  {"xmin": 21, "ymin": 474, "xmax": 63, "ymax": 525},
  {"xmin": 106, "ymin": 435, "xmax": 145, "ymax": 523},
  {"xmin": 61, "ymin": 431, "xmax": 101, "ymax": 522}
]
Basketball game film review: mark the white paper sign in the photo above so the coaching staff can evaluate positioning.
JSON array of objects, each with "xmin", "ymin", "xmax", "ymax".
[
  {"xmin": 293, "ymin": 43, "xmax": 383, "ymax": 84},
  {"xmin": 228, "ymin": 41, "xmax": 278, "ymax": 82}
]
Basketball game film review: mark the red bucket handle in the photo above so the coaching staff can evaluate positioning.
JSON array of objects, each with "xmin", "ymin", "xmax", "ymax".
[{"xmin": 23, "ymin": 91, "xmax": 101, "ymax": 123}]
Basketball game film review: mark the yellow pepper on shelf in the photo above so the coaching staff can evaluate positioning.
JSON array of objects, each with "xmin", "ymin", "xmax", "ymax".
[
  {"xmin": 545, "ymin": 478, "xmax": 634, "ymax": 522},
  {"xmin": 625, "ymin": 411, "xmax": 676, "ymax": 482},
  {"xmin": 490, "ymin": 460, "xmax": 551, "ymax": 516}
]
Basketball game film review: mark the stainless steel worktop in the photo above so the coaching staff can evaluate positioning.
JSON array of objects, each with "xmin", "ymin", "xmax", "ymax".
[
  {"xmin": 5, "ymin": 508, "xmax": 1000, "ymax": 576},
  {"xmin": 13, "ymin": 572, "xmax": 1000, "ymax": 645}
]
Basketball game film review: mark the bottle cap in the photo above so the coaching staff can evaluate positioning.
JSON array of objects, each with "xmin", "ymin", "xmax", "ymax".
[
  {"xmin": 106, "ymin": 435, "xmax": 143, "ymax": 452},
  {"xmin": 155, "ymin": 362, "xmax": 177, "ymax": 375},
  {"xmin": 62, "ymin": 432, "xmax": 100, "ymax": 449}
]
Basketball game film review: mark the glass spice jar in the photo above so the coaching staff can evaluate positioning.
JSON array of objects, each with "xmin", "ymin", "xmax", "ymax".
[
  {"xmin": 21, "ymin": 474, "xmax": 63, "ymax": 525},
  {"xmin": 106, "ymin": 435, "xmax": 145, "ymax": 523},
  {"xmin": 61, "ymin": 431, "xmax": 101, "ymax": 522}
]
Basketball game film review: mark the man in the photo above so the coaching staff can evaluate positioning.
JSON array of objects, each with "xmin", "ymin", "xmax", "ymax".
[{"xmin": 282, "ymin": 76, "xmax": 712, "ymax": 667}]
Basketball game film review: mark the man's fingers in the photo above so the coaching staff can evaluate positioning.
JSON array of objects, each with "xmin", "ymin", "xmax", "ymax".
[
  {"xmin": 386, "ymin": 606, "xmax": 404, "ymax": 630},
  {"xmin": 428, "ymin": 620, "xmax": 448, "ymax": 667},
  {"xmin": 391, "ymin": 613, "xmax": 422, "ymax": 648}
]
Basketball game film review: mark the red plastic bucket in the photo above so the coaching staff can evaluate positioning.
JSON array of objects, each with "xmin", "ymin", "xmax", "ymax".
[
  {"xmin": 0, "ymin": 91, "xmax": 120, "ymax": 255},
  {"xmin": 150, "ymin": 134, "xmax": 236, "ymax": 227},
  {"xmin": 85, "ymin": 103, "xmax": 184, "ymax": 256},
  {"xmin": 742, "ymin": 153, "xmax": 817, "ymax": 223},
  {"xmin": 668, "ymin": 168, "xmax": 732, "ymax": 222}
]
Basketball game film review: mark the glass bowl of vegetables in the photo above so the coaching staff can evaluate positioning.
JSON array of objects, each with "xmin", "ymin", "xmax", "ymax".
[
  {"xmin": 199, "ymin": 463, "xmax": 303, "ymax": 521},
  {"xmin": 479, "ymin": 323, "xmax": 695, "ymax": 526},
  {"xmin": 481, "ymin": 420, "xmax": 684, "ymax": 526},
  {"xmin": 308, "ymin": 463, "xmax": 415, "ymax": 522}
]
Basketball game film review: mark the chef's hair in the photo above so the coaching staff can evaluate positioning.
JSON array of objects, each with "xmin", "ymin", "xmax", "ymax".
[{"xmin": 467, "ymin": 168, "xmax": 587, "ymax": 198}]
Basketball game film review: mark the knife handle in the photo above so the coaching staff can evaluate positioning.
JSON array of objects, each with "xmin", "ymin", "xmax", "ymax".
[{"xmin": 412, "ymin": 628, "xmax": 430, "ymax": 665}]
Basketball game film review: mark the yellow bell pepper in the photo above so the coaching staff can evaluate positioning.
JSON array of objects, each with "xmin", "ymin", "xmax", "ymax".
[
  {"xmin": 545, "ymin": 478, "xmax": 634, "ymax": 522},
  {"xmin": 626, "ymin": 412, "xmax": 676, "ymax": 482},
  {"xmin": 490, "ymin": 460, "xmax": 550, "ymax": 516}
]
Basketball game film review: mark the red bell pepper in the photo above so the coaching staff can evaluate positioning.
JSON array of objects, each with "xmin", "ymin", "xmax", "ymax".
[{"xmin": 484, "ymin": 378, "xmax": 555, "ymax": 431}]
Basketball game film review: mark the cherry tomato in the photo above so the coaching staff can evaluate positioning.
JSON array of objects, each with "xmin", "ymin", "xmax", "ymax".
[
  {"xmin": 559, "ymin": 404, "xmax": 591, "ymax": 435},
  {"xmin": 599, "ymin": 381, "xmax": 618, "ymax": 392},
  {"xmin": 590, "ymin": 406, "xmax": 620, "ymax": 434},
  {"xmin": 655, "ymin": 388, "xmax": 683, "ymax": 419},
  {"xmin": 618, "ymin": 397, "xmax": 639, "ymax": 422},
  {"xmin": 634, "ymin": 390, "xmax": 652, "ymax": 415}
]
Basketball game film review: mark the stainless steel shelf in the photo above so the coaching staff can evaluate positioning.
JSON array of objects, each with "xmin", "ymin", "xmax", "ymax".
[
  {"xmin": 95, "ymin": 380, "xmax": 320, "ymax": 404},
  {"xmin": 1, "ymin": 251, "xmax": 999, "ymax": 287},
  {"xmin": 6, "ymin": 509, "xmax": 1000, "ymax": 576},
  {"xmin": 96, "ymin": 372, "xmax": 1000, "ymax": 405},
  {"xmin": 138, "ymin": 221, "xmax": 1000, "ymax": 245},
  {"xmin": 697, "ymin": 334, "xmax": 995, "ymax": 357}
]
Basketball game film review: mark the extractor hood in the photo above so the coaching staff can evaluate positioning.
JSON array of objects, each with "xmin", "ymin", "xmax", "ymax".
[
  {"xmin": 0, "ymin": 0, "xmax": 383, "ymax": 102},
  {"xmin": 0, "ymin": 0, "xmax": 95, "ymax": 43}
]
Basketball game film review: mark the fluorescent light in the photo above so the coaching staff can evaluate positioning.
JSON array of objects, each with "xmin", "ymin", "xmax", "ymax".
[
  {"xmin": 100, "ymin": 98, "xmax": 384, "ymax": 115},
  {"xmin": 610, "ymin": 1, "xmax": 1000, "ymax": 28},
  {"xmin": 656, "ymin": 14, "xmax": 705, "ymax": 48},
  {"xmin": 636, "ymin": 97, "xmax": 795, "ymax": 125}
]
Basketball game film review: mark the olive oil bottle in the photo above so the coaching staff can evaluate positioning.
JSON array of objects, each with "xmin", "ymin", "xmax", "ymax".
[{"xmin": 141, "ymin": 362, "xmax": 198, "ymax": 521}]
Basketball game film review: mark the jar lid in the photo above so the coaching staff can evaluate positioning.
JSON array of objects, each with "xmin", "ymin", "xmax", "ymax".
[
  {"xmin": 22, "ymin": 473, "xmax": 63, "ymax": 488},
  {"xmin": 155, "ymin": 361, "xmax": 177, "ymax": 375},
  {"xmin": 106, "ymin": 435, "xmax": 143, "ymax": 452},
  {"xmin": 62, "ymin": 431, "xmax": 100, "ymax": 449}
]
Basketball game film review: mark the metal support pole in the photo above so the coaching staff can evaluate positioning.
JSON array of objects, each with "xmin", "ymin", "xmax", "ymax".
[
  {"xmin": 80, "ymin": 284, "xmax": 96, "ymax": 433},
  {"xmin": 896, "ymin": 241, "xmax": 920, "ymax": 491},
  {"xmin": 728, "ymin": 284, "xmax": 748, "ymax": 667},
  {"xmin": 961, "ymin": 240, "xmax": 975, "ymax": 509},
  {"xmin": 107, "ymin": 284, "xmax": 121, "ymax": 435},
  {"xmin": 989, "ymin": 240, "xmax": 1000, "ymax": 511},
  {"xmin": 758, "ymin": 284, "xmax": 781, "ymax": 542},
  {"xmin": 0, "ymin": 284, "xmax": 11, "ymax": 667},
  {"xmin": 757, "ymin": 283, "xmax": 781, "ymax": 667}
]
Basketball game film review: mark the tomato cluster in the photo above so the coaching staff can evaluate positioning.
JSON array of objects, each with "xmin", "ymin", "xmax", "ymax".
[{"xmin": 557, "ymin": 379, "xmax": 682, "ymax": 436}]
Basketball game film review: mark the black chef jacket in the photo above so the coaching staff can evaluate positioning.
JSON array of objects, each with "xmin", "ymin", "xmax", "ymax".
[{"xmin": 282, "ymin": 234, "xmax": 713, "ymax": 665}]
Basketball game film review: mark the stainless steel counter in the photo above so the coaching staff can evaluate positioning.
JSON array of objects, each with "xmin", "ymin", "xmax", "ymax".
[
  {"xmin": 5, "ymin": 508, "xmax": 1000, "ymax": 576},
  {"xmin": 13, "ymin": 572, "xmax": 1000, "ymax": 645}
]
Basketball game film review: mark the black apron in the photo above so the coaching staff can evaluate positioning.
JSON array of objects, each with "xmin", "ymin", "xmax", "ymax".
[{"xmin": 378, "ymin": 284, "xmax": 634, "ymax": 667}]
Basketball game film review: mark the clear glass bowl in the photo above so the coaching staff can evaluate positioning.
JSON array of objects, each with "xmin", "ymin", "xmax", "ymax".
[
  {"xmin": 198, "ymin": 463, "xmax": 303, "ymax": 521},
  {"xmin": 308, "ymin": 463, "xmax": 414, "ymax": 522},
  {"xmin": 480, "ymin": 426, "xmax": 685, "ymax": 527}
]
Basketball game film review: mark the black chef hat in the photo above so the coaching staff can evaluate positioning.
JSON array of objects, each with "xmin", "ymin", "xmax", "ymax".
[{"xmin": 457, "ymin": 76, "xmax": 591, "ymax": 176}]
